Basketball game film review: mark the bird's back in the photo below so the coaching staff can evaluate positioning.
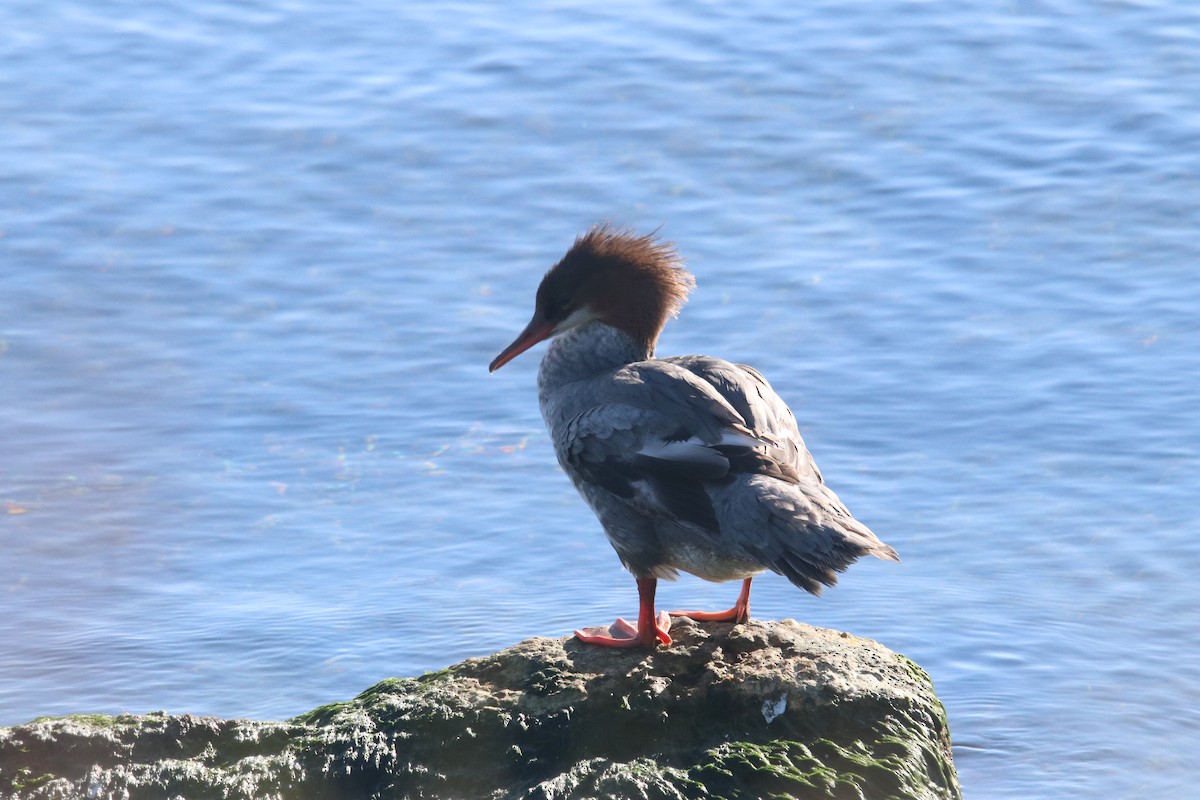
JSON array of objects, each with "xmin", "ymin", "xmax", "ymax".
[{"xmin": 655, "ymin": 355, "xmax": 898, "ymax": 592}]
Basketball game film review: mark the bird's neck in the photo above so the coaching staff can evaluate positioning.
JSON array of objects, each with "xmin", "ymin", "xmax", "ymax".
[{"xmin": 537, "ymin": 322, "xmax": 653, "ymax": 394}]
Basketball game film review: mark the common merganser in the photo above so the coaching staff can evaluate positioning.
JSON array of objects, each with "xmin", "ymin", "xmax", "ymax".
[{"xmin": 489, "ymin": 226, "xmax": 898, "ymax": 648}]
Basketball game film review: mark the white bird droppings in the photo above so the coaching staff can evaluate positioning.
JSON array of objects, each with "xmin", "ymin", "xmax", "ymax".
[{"xmin": 762, "ymin": 692, "xmax": 787, "ymax": 724}]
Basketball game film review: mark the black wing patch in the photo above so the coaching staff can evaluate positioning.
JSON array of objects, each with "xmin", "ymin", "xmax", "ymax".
[{"xmin": 573, "ymin": 450, "xmax": 723, "ymax": 534}]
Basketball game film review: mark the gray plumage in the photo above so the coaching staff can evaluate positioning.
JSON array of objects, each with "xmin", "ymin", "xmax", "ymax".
[
  {"xmin": 491, "ymin": 226, "xmax": 898, "ymax": 646},
  {"xmin": 538, "ymin": 324, "xmax": 898, "ymax": 593}
]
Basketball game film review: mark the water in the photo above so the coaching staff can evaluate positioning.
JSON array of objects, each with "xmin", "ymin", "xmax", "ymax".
[{"xmin": 2, "ymin": 1, "xmax": 1198, "ymax": 796}]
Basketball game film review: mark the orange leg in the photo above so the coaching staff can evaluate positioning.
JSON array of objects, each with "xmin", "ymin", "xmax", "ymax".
[
  {"xmin": 574, "ymin": 577, "xmax": 673, "ymax": 648},
  {"xmin": 669, "ymin": 577, "xmax": 752, "ymax": 624}
]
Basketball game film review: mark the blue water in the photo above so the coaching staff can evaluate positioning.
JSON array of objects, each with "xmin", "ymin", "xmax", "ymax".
[{"xmin": 3, "ymin": 1, "xmax": 1198, "ymax": 796}]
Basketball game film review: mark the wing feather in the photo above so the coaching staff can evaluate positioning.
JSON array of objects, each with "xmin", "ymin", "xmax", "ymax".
[{"xmin": 560, "ymin": 357, "xmax": 816, "ymax": 534}]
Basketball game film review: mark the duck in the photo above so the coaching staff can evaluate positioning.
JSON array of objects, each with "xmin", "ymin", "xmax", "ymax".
[{"xmin": 489, "ymin": 225, "xmax": 898, "ymax": 648}]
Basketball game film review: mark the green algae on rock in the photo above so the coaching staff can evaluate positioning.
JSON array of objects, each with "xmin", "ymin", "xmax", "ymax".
[{"xmin": 0, "ymin": 619, "xmax": 960, "ymax": 800}]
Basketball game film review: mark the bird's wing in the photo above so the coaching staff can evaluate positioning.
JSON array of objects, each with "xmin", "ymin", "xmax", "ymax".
[
  {"xmin": 661, "ymin": 357, "xmax": 898, "ymax": 589},
  {"xmin": 560, "ymin": 358, "xmax": 808, "ymax": 532},
  {"xmin": 661, "ymin": 355, "xmax": 822, "ymax": 484}
]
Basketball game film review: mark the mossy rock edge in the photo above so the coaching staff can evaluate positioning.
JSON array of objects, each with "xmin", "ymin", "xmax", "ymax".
[{"xmin": 0, "ymin": 619, "xmax": 960, "ymax": 800}]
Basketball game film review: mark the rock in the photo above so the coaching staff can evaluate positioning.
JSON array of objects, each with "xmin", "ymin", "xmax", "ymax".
[{"xmin": 0, "ymin": 619, "xmax": 960, "ymax": 799}]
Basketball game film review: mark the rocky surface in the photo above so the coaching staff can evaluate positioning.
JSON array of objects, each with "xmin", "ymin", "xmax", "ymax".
[{"xmin": 0, "ymin": 618, "xmax": 959, "ymax": 799}]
